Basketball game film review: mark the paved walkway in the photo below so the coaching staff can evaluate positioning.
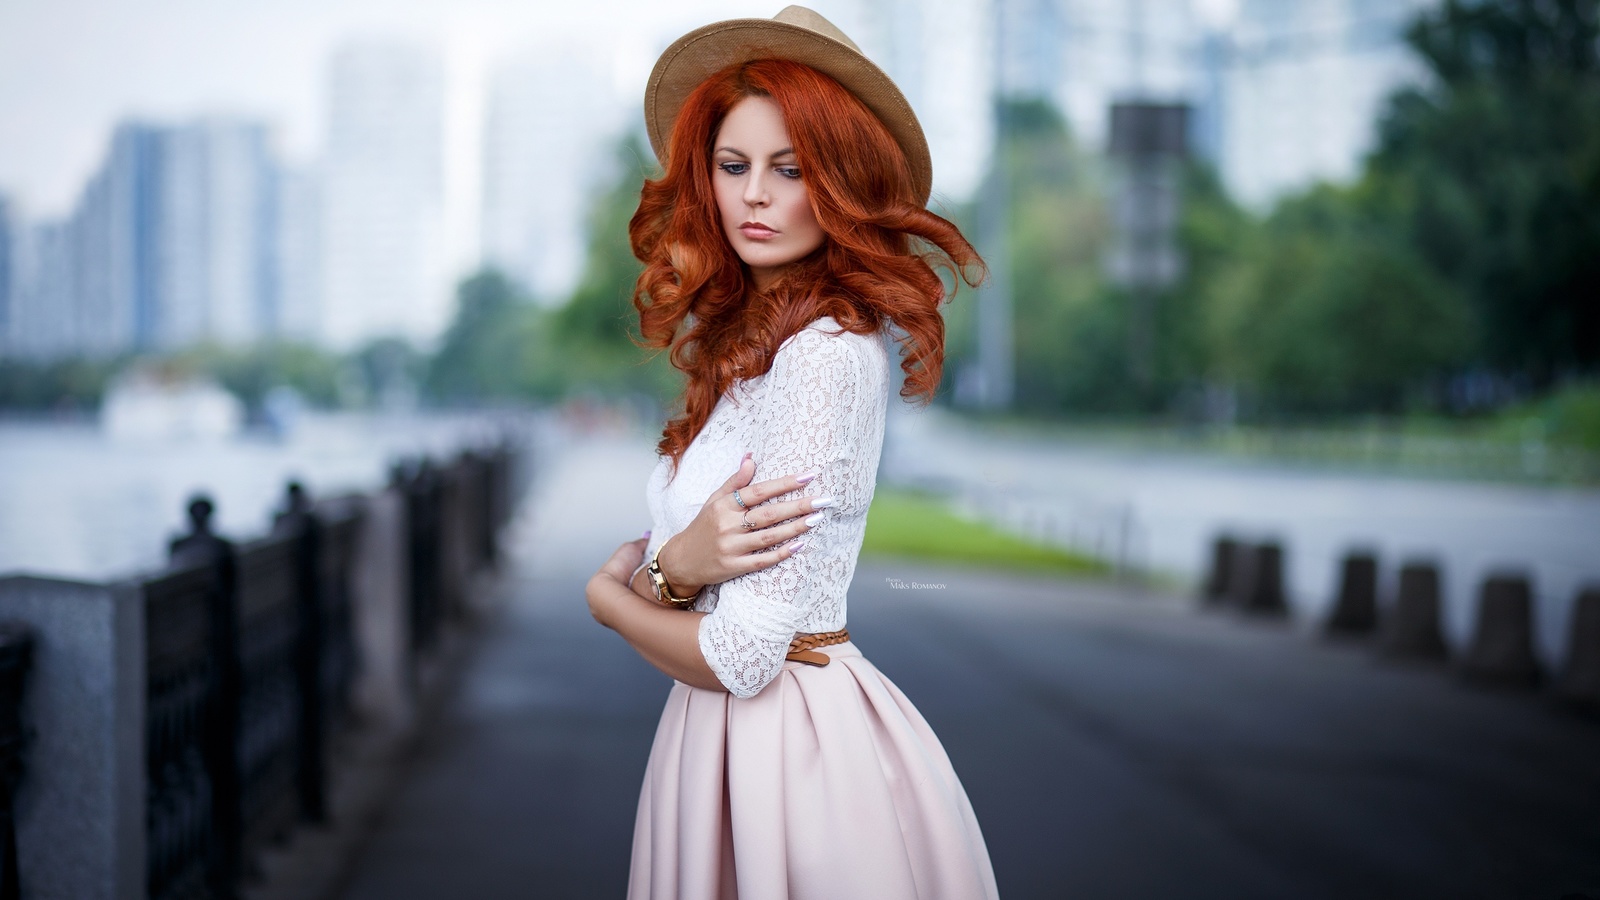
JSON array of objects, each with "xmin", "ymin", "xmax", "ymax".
[{"xmin": 336, "ymin": 430, "xmax": 1600, "ymax": 900}]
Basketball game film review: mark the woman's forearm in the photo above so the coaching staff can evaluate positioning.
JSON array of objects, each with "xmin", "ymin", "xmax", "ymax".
[{"xmin": 588, "ymin": 572, "xmax": 726, "ymax": 692}]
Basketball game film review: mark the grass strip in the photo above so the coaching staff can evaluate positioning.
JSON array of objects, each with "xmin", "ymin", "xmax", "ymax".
[{"xmin": 862, "ymin": 487, "xmax": 1109, "ymax": 575}]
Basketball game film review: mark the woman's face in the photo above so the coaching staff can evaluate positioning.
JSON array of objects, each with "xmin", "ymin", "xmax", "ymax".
[{"xmin": 712, "ymin": 95, "xmax": 825, "ymax": 292}]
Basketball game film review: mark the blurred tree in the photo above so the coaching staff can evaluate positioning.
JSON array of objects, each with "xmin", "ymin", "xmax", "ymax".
[
  {"xmin": 1372, "ymin": 0, "xmax": 1600, "ymax": 383},
  {"xmin": 947, "ymin": 98, "xmax": 1127, "ymax": 414},
  {"xmin": 548, "ymin": 136, "xmax": 680, "ymax": 401},
  {"xmin": 353, "ymin": 337, "xmax": 427, "ymax": 408},
  {"xmin": 421, "ymin": 136, "xmax": 680, "ymax": 407},
  {"xmin": 172, "ymin": 342, "xmax": 342, "ymax": 410},
  {"xmin": 425, "ymin": 268, "xmax": 540, "ymax": 403},
  {"xmin": 1206, "ymin": 185, "xmax": 1476, "ymax": 413}
]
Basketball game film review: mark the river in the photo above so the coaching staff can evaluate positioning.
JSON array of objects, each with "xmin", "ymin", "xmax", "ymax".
[{"xmin": 0, "ymin": 411, "xmax": 516, "ymax": 581}]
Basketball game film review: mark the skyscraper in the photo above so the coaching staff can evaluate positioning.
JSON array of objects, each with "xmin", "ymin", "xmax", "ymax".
[
  {"xmin": 480, "ymin": 43, "xmax": 625, "ymax": 302},
  {"xmin": 272, "ymin": 164, "xmax": 323, "ymax": 342},
  {"xmin": 155, "ymin": 117, "xmax": 275, "ymax": 347},
  {"xmin": 0, "ymin": 195, "xmax": 13, "ymax": 353},
  {"xmin": 321, "ymin": 40, "xmax": 447, "ymax": 348},
  {"xmin": 8, "ymin": 221, "xmax": 76, "ymax": 360},
  {"xmin": 1218, "ymin": 0, "xmax": 1431, "ymax": 207}
]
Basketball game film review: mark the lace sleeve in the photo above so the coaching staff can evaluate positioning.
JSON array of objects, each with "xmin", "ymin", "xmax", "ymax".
[{"xmin": 696, "ymin": 326, "xmax": 884, "ymax": 698}]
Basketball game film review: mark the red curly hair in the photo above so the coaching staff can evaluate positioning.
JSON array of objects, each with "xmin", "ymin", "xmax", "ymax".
[{"xmin": 629, "ymin": 58, "xmax": 984, "ymax": 469}]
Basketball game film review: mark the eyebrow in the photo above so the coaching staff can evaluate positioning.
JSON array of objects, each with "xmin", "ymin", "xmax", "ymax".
[{"xmin": 713, "ymin": 146, "xmax": 796, "ymax": 159}]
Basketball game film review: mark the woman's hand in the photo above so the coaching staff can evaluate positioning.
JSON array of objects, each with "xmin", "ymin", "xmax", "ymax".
[
  {"xmin": 588, "ymin": 534, "xmax": 650, "ymax": 623},
  {"xmin": 654, "ymin": 453, "xmax": 833, "ymax": 596}
]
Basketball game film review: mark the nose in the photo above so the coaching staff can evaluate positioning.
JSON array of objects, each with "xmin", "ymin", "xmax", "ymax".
[{"xmin": 742, "ymin": 168, "xmax": 769, "ymax": 208}]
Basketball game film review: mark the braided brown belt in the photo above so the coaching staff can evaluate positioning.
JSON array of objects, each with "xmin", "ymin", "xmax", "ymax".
[{"xmin": 785, "ymin": 629, "xmax": 850, "ymax": 667}]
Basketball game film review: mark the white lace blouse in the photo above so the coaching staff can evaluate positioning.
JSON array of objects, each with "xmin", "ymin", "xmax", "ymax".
[{"xmin": 641, "ymin": 316, "xmax": 891, "ymax": 699}]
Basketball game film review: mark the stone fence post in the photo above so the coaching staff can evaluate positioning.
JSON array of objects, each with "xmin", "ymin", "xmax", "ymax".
[{"xmin": 0, "ymin": 577, "xmax": 144, "ymax": 900}]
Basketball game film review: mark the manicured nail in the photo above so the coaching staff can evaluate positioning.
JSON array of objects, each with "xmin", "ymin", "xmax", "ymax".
[
  {"xmin": 804, "ymin": 512, "xmax": 826, "ymax": 527},
  {"xmin": 742, "ymin": 451, "xmax": 752, "ymax": 462},
  {"xmin": 809, "ymin": 496, "xmax": 837, "ymax": 509},
  {"xmin": 789, "ymin": 540, "xmax": 807, "ymax": 554},
  {"xmin": 641, "ymin": 529, "xmax": 652, "ymax": 540},
  {"xmin": 796, "ymin": 469, "xmax": 820, "ymax": 484}
]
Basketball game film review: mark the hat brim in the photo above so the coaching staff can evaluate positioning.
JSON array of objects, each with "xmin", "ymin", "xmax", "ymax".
[{"xmin": 645, "ymin": 18, "xmax": 933, "ymax": 206}]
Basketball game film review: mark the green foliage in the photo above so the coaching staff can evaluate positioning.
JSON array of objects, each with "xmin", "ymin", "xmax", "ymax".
[
  {"xmin": 0, "ymin": 357, "xmax": 121, "ymax": 411},
  {"xmin": 946, "ymin": 98, "xmax": 1132, "ymax": 414},
  {"xmin": 1372, "ymin": 0, "xmax": 1600, "ymax": 382},
  {"xmin": 548, "ymin": 137, "xmax": 681, "ymax": 401},
  {"xmin": 421, "ymin": 135, "xmax": 681, "ymax": 407},
  {"xmin": 168, "ymin": 342, "xmax": 343, "ymax": 410},
  {"xmin": 1492, "ymin": 380, "xmax": 1600, "ymax": 451},
  {"xmin": 1205, "ymin": 186, "xmax": 1476, "ymax": 413},
  {"xmin": 862, "ymin": 487, "xmax": 1109, "ymax": 574},
  {"xmin": 425, "ymin": 269, "xmax": 543, "ymax": 402}
]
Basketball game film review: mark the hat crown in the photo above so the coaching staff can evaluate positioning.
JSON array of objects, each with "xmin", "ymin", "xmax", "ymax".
[
  {"xmin": 772, "ymin": 6, "xmax": 861, "ymax": 53},
  {"xmin": 645, "ymin": 4, "xmax": 932, "ymax": 204}
]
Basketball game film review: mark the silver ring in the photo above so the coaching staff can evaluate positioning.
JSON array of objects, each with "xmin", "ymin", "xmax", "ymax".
[
  {"xmin": 733, "ymin": 489, "xmax": 748, "ymax": 510},
  {"xmin": 741, "ymin": 512, "xmax": 757, "ymax": 530}
]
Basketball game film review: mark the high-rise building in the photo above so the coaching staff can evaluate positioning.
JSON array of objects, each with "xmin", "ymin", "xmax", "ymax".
[
  {"xmin": 480, "ymin": 44, "xmax": 624, "ymax": 302},
  {"xmin": 321, "ymin": 40, "xmax": 447, "ymax": 348},
  {"xmin": 0, "ymin": 195, "xmax": 13, "ymax": 353},
  {"xmin": 156, "ymin": 118, "xmax": 275, "ymax": 347},
  {"xmin": 856, "ymin": 0, "xmax": 991, "ymax": 201},
  {"xmin": 1217, "ymin": 0, "xmax": 1431, "ymax": 207},
  {"xmin": 2, "ymin": 117, "xmax": 282, "ymax": 360},
  {"xmin": 8, "ymin": 222, "xmax": 76, "ymax": 360},
  {"xmin": 272, "ymin": 164, "xmax": 323, "ymax": 342}
]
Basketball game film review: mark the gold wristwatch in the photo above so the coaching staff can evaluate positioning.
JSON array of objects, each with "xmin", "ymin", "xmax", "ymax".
[{"xmin": 647, "ymin": 543, "xmax": 697, "ymax": 609}]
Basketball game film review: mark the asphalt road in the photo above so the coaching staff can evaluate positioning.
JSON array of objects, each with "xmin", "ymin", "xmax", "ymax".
[{"xmin": 335, "ymin": 430, "xmax": 1600, "ymax": 900}]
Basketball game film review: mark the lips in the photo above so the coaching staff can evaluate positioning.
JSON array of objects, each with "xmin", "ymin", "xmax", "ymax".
[{"xmin": 739, "ymin": 222, "xmax": 778, "ymax": 240}]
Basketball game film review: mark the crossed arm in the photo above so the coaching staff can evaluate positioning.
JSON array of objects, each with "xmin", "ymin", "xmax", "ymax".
[{"xmin": 584, "ymin": 455, "xmax": 830, "ymax": 692}]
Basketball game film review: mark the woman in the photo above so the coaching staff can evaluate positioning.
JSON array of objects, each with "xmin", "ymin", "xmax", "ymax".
[{"xmin": 585, "ymin": 7, "xmax": 1000, "ymax": 898}]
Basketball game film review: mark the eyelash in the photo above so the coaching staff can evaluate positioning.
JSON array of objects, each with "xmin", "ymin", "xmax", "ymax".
[{"xmin": 718, "ymin": 162, "xmax": 802, "ymax": 179}]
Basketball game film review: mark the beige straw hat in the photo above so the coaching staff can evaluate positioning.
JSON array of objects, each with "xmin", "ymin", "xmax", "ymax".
[{"xmin": 644, "ymin": 5, "xmax": 933, "ymax": 205}]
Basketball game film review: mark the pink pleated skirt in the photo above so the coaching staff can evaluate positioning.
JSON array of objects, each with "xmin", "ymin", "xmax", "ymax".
[{"xmin": 627, "ymin": 641, "xmax": 1001, "ymax": 900}]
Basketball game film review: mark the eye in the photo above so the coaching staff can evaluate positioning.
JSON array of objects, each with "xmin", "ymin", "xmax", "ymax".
[
  {"xmin": 777, "ymin": 166, "xmax": 802, "ymax": 180},
  {"xmin": 718, "ymin": 161, "xmax": 749, "ymax": 176}
]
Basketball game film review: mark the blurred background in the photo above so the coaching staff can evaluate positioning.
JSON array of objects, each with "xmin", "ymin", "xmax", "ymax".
[
  {"xmin": 1, "ymin": 0, "xmax": 1596, "ymax": 633},
  {"xmin": 3, "ymin": 1, "xmax": 1600, "ymax": 897}
]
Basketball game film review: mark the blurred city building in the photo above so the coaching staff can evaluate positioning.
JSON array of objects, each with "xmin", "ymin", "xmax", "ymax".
[
  {"xmin": 480, "ymin": 43, "xmax": 625, "ymax": 303},
  {"xmin": 273, "ymin": 164, "xmax": 324, "ymax": 343},
  {"xmin": 1216, "ymin": 0, "xmax": 1435, "ymax": 208},
  {"xmin": 0, "ymin": 0, "xmax": 1445, "ymax": 362},
  {"xmin": 0, "ymin": 196, "xmax": 14, "ymax": 353},
  {"xmin": 320, "ymin": 40, "xmax": 448, "ymax": 349},
  {"xmin": 0, "ymin": 119, "xmax": 293, "ymax": 359}
]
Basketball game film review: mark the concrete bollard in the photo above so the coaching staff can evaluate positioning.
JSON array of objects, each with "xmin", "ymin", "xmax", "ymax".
[
  {"xmin": 1223, "ymin": 539, "xmax": 1257, "ymax": 609},
  {"xmin": 1201, "ymin": 536, "xmax": 1237, "ymax": 605},
  {"xmin": 1555, "ymin": 585, "xmax": 1600, "ymax": 712},
  {"xmin": 1240, "ymin": 541, "xmax": 1288, "ymax": 616},
  {"xmin": 1324, "ymin": 550, "xmax": 1379, "ymax": 636},
  {"xmin": 1382, "ymin": 560, "xmax": 1450, "ymax": 661},
  {"xmin": 1460, "ymin": 572, "xmax": 1543, "ymax": 689}
]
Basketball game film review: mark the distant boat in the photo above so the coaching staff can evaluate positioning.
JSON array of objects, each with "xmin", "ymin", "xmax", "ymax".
[{"xmin": 101, "ymin": 369, "xmax": 245, "ymax": 442}]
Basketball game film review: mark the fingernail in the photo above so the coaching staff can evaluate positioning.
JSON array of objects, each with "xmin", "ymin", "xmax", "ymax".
[
  {"xmin": 790, "ymin": 540, "xmax": 807, "ymax": 554},
  {"xmin": 641, "ymin": 529, "xmax": 652, "ymax": 539},
  {"xmin": 810, "ymin": 496, "xmax": 837, "ymax": 509},
  {"xmin": 742, "ymin": 451, "xmax": 752, "ymax": 462},
  {"xmin": 796, "ymin": 469, "xmax": 820, "ymax": 484},
  {"xmin": 804, "ymin": 512, "xmax": 825, "ymax": 527}
]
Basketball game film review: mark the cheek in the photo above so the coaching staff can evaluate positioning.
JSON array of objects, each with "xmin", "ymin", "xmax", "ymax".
[
  {"xmin": 786, "ymin": 187, "xmax": 823, "ymax": 244},
  {"xmin": 713, "ymin": 179, "xmax": 741, "ymax": 231}
]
